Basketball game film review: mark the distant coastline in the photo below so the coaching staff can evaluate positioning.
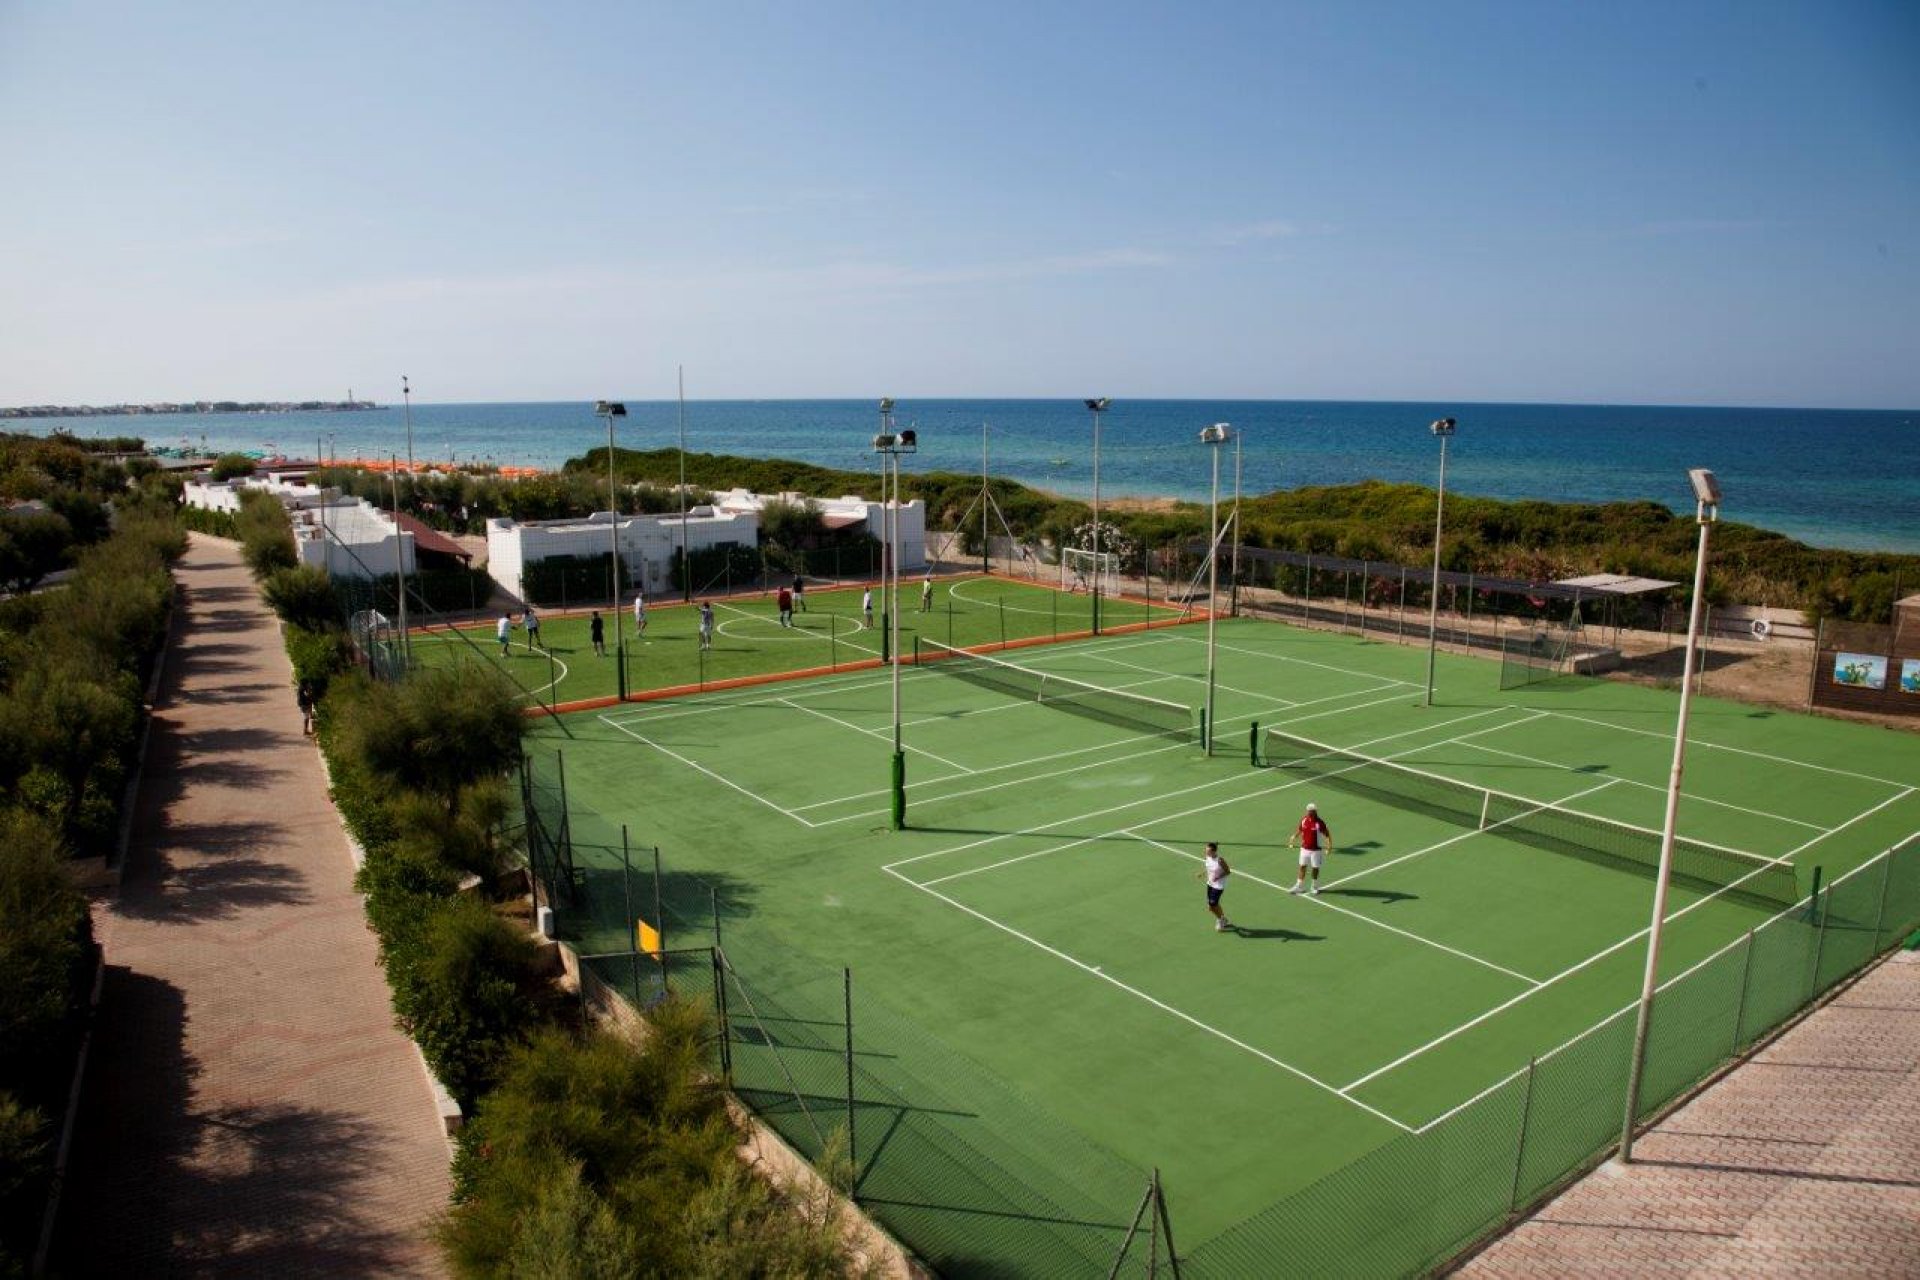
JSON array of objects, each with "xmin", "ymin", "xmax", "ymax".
[{"xmin": 0, "ymin": 400, "xmax": 379, "ymax": 419}]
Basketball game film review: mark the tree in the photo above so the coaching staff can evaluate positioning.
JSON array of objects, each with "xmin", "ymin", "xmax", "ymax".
[
  {"xmin": 210, "ymin": 453, "xmax": 257, "ymax": 481},
  {"xmin": 0, "ymin": 512, "xmax": 72, "ymax": 594},
  {"xmin": 262, "ymin": 565, "xmax": 343, "ymax": 631}
]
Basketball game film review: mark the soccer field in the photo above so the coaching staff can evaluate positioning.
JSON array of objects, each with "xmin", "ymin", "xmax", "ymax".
[
  {"xmin": 412, "ymin": 572, "xmax": 1182, "ymax": 707},
  {"xmin": 524, "ymin": 602, "xmax": 1920, "ymax": 1275}
]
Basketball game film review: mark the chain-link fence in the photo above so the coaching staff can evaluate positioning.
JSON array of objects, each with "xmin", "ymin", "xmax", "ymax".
[
  {"xmin": 1179, "ymin": 836, "xmax": 1920, "ymax": 1278},
  {"xmin": 520, "ymin": 747, "xmax": 1920, "ymax": 1277}
]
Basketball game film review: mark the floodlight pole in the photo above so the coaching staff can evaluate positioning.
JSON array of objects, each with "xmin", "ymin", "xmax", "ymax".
[
  {"xmin": 1424, "ymin": 417, "xmax": 1457, "ymax": 706},
  {"xmin": 388, "ymin": 454, "xmax": 411, "ymax": 666},
  {"xmin": 874, "ymin": 400, "xmax": 915, "ymax": 830},
  {"xmin": 1200, "ymin": 425, "xmax": 1230, "ymax": 755},
  {"xmin": 1229, "ymin": 427, "xmax": 1243, "ymax": 612},
  {"xmin": 597, "ymin": 401, "xmax": 629, "ymax": 670},
  {"xmin": 678, "ymin": 366, "xmax": 691, "ymax": 602},
  {"xmin": 401, "ymin": 375, "xmax": 415, "ymax": 475},
  {"xmin": 1619, "ymin": 469, "xmax": 1720, "ymax": 1164},
  {"xmin": 1086, "ymin": 398, "xmax": 1110, "ymax": 634}
]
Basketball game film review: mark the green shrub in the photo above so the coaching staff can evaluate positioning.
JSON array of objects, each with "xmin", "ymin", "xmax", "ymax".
[
  {"xmin": 210, "ymin": 453, "xmax": 257, "ymax": 481},
  {"xmin": 285, "ymin": 624, "xmax": 355, "ymax": 699},
  {"xmin": 0, "ymin": 1090, "xmax": 50, "ymax": 1273},
  {"xmin": 177, "ymin": 504, "xmax": 239, "ymax": 539},
  {"xmin": 262, "ymin": 565, "xmax": 343, "ymax": 631},
  {"xmin": 672, "ymin": 542, "xmax": 762, "ymax": 594},
  {"xmin": 0, "ymin": 511, "xmax": 72, "ymax": 594},
  {"xmin": 518, "ymin": 552, "xmax": 622, "ymax": 608},
  {"xmin": 389, "ymin": 895, "xmax": 542, "ymax": 1105},
  {"xmin": 0, "ymin": 809, "xmax": 90, "ymax": 1095},
  {"xmin": 236, "ymin": 491, "xmax": 295, "ymax": 578},
  {"xmin": 333, "ymin": 665, "xmax": 525, "ymax": 812}
]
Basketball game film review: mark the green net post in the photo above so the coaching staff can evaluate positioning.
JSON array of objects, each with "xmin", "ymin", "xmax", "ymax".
[
  {"xmin": 1808, "ymin": 869, "xmax": 1830, "ymax": 998},
  {"xmin": 890, "ymin": 750, "xmax": 906, "ymax": 831},
  {"xmin": 1199, "ymin": 707, "xmax": 1208, "ymax": 752},
  {"xmin": 1249, "ymin": 721, "xmax": 1261, "ymax": 766},
  {"xmin": 1508, "ymin": 1056, "xmax": 1538, "ymax": 1213},
  {"xmin": 616, "ymin": 640, "xmax": 627, "ymax": 701},
  {"xmin": 880, "ymin": 611, "xmax": 890, "ymax": 663},
  {"xmin": 1730, "ymin": 929, "xmax": 1756, "ymax": 1052},
  {"xmin": 1805, "ymin": 864, "xmax": 1824, "ymax": 924}
]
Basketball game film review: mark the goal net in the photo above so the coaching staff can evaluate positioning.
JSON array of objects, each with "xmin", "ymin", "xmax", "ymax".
[{"xmin": 1060, "ymin": 547, "xmax": 1121, "ymax": 597}]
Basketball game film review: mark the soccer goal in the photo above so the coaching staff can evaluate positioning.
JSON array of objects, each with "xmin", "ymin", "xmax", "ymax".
[{"xmin": 1060, "ymin": 547, "xmax": 1121, "ymax": 597}]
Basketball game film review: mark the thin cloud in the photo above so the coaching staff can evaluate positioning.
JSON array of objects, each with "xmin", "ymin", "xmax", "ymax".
[{"xmin": 1209, "ymin": 219, "xmax": 1305, "ymax": 246}]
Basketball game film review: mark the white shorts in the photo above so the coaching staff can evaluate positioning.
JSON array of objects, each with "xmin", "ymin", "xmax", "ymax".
[{"xmin": 1298, "ymin": 847, "xmax": 1324, "ymax": 869}]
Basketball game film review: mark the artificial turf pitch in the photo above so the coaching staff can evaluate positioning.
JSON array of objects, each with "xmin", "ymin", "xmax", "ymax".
[{"xmin": 529, "ymin": 603, "xmax": 1920, "ymax": 1270}]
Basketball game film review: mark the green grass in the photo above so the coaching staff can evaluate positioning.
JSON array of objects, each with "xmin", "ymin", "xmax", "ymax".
[
  {"xmin": 411, "ymin": 573, "xmax": 1183, "ymax": 707},
  {"xmin": 529, "ymin": 609, "xmax": 1920, "ymax": 1274}
]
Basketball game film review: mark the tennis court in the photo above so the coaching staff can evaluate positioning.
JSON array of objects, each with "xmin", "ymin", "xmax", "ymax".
[
  {"xmin": 412, "ymin": 573, "xmax": 1184, "ymax": 708},
  {"xmin": 528, "ymin": 600, "xmax": 1920, "ymax": 1274}
]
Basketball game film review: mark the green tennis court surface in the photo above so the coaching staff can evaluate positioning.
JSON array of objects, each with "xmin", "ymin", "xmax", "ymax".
[
  {"xmin": 527, "ymin": 610, "xmax": 1920, "ymax": 1275},
  {"xmin": 413, "ymin": 573, "xmax": 1183, "ymax": 707}
]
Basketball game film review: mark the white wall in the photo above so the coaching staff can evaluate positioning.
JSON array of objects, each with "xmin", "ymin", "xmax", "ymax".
[{"xmin": 485, "ymin": 508, "xmax": 760, "ymax": 601}]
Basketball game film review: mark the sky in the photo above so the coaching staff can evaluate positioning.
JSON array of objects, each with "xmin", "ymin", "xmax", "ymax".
[{"xmin": 1, "ymin": 2, "xmax": 1916, "ymax": 409}]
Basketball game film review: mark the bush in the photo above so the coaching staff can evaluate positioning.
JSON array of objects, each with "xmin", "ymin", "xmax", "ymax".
[
  {"xmin": 672, "ymin": 542, "xmax": 762, "ymax": 594},
  {"xmin": 388, "ymin": 895, "xmax": 542, "ymax": 1105},
  {"xmin": 262, "ymin": 565, "xmax": 342, "ymax": 631},
  {"xmin": 177, "ymin": 504, "xmax": 239, "ymax": 539},
  {"xmin": 284, "ymin": 624, "xmax": 355, "ymax": 699},
  {"xmin": 333, "ymin": 665, "xmax": 526, "ymax": 812},
  {"xmin": 518, "ymin": 553, "xmax": 621, "ymax": 609},
  {"xmin": 236, "ymin": 491, "xmax": 295, "ymax": 578},
  {"xmin": 0, "ymin": 1090, "xmax": 50, "ymax": 1273},
  {"xmin": 210, "ymin": 453, "xmax": 257, "ymax": 481},
  {"xmin": 0, "ymin": 511, "xmax": 73, "ymax": 594}
]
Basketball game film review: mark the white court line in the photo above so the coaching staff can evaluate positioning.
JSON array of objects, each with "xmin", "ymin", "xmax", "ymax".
[
  {"xmin": 890, "ymin": 704, "xmax": 1518, "ymax": 876},
  {"xmin": 714, "ymin": 599, "xmax": 884, "ymax": 658},
  {"xmin": 597, "ymin": 714, "xmax": 818, "ymax": 828},
  {"xmin": 1321, "ymin": 777, "xmax": 1626, "ymax": 890},
  {"xmin": 1165, "ymin": 631, "xmax": 1424, "ymax": 689},
  {"xmin": 1337, "ymin": 842, "xmax": 1815, "ymax": 1094},
  {"xmin": 828, "ymin": 682, "xmax": 1429, "ymax": 829},
  {"xmin": 775, "ymin": 697, "xmax": 976, "ymax": 775},
  {"xmin": 1541, "ymin": 707, "xmax": 1920, "ymax": 792},
  {"xmin": 884, "ymin": 865, "xmax": 1416, "ymax": 1133},
  {"xmin": 1077, "ymin": 648, "xmax": 1289, "ymax": 708},
  {"xmin": 1128, "ymin": 834, "xmax": 1542, "ymax": 986},
  {"xmin": 1456, "ymin": 738, "xmax": 1828, "ymax": 834},
  {"xmin": 1780, "ymin": 786, "xmax": 1917, "ymax": 858}
]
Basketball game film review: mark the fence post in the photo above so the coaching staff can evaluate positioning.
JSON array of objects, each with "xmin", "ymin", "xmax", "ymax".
[
  {"xmin": 621, "ymin": 828, "xmax": 640, "ymax": 1005},
  {"xmin": 1153, "ymin": 1167, "xmax": 1182, "ymax": 1279},
  {"xmin": 713, "ymin": 948, "xmax": 733, "ymax": 1083},
  {"xmin": 711, "ymin": 885, "xmax": 722, "ymax": 949},
  {"xmin": 1808, "ymin": 874, "xmax": 1831, "ymax": 998},
  {"xmin": 1731, "ymin": 929, "xmax": 1756, "ymax": 1053},
  {"xmin": 1871, "ymin": 850, "xmax": 1896, "ymax": 950},
  {"xmin": 653, "ymin": 845, "xmax": 668, "ymax": 992},
  {"xmin": 1508, "ymin": 1056, "xmax": 1539, "ymax": 1213},
  {"xmin": 999, "ymin": 599, "xmax": 1007, "ymax": 648},
  {"xmin": 843, "ymin": 967, "xmax": 857, "ymax": 1191}
]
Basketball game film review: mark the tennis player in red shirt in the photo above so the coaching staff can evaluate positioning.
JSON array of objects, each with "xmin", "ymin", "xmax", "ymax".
[{"xmin": 1289, "ymin": 802, "xmax": 1333, "ymax": 896}]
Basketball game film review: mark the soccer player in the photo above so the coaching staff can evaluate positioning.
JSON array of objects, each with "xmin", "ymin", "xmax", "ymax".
[
  {"xmin": 698, "ymin": 601, "xmax": 714, "ymax": 650},
  {"xmin": 1196, "ymin": 842, "xmax": 1234, "ymax": 931},
  {"xmin": 589, "ymin": 610, "xmax": 605, "ymax": 656},
  {"xmin": 1289, "ymin": 802, "xmax": 1333, "ymax": 895},
  {"xmin": 524, "ymin": 605, "xmax": 543, "ymax": 651},
  {"xmin": 791, "ymin": 574, "xmax": 807, "ymax": 613},
  {"xmin": 920, "ymin": 572, "xmax": 933, "ymax": 612},
  {"xmin": 495, "ymin": 611, "xmax": 511, "ymax": 657},
  {"xmin": 632, "ymin": 590, "xmax": 647, "ymax": 637},
  {"xmin": 777, "ymin": 584, "xmax": 793, "ymax": 628},
  {"xmin": 861, "ymin": 587, "xmax": 874, "ymax": 630}
]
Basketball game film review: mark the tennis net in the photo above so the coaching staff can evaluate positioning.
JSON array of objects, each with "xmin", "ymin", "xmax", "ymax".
[
  {"xmin": 1256, "ymin": 726, "xmax": 1801, "ymax": 909},
  {"xmin": 916, "ymin": 638, "xmax": 1197, "ymax": 742}
]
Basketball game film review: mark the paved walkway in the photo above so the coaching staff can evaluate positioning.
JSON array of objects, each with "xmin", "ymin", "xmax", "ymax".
[
  {"xmin": 51, "ymin": 536, "xmax": 450, "ymax": 1277},
  {"xmin": 1462, "ymin": 948, "xmax": 1920, "ymax": 1277}
]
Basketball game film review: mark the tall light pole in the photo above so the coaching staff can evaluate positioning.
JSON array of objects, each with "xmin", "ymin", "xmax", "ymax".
[
  {"xmin": 1085, "ymin": 398, "xmax": 1110, "ymax": 634},
  {"xmin": 1424, "ymin": 417, "xmax": 1458, "ymax": 707},
  {"xmin": 874, "ymin": 401, "xmax": 916, "ymax": 830},
  {"xmin": 677, "ymin": 366, "xmax": 691, "ymax": 602},
  {"xmin": 1200, "ymin": 424, "xmax": 1230, "ymax": 755},
  {"xmin": 1229, "ymin": 426, "xmax": 1243, "ymax": 614},
  {"xmin": 1619, "ymin": 467, "xmax": 1721, "ymax": 1164},
  {"xmin": 596, "ymin": 400, "xmax": 629, "ymax": 682},
  {"xmin": 401, "ymin": 375, "xmax": 415, "ymax": 474}
]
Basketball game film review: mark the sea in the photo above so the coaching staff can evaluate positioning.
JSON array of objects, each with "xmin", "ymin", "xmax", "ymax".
[{"xmin": 17, "ymin": 399, "xmax": 1919, "ymax": 554}]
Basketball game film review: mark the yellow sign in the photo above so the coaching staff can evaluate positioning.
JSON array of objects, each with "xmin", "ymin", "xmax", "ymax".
[{"xmin": 637, "ymin": 919, "xmax": 662, "ymax": 959}]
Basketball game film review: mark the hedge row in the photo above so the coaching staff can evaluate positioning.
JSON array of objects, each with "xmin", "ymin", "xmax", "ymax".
[{"xmin": 0, "ymin": 484, "xmax": 184, "ymax": 1270}]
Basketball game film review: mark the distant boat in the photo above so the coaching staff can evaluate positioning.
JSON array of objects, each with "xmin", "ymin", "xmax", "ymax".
[{"xmin": 1050, "ymin": 457, "xmax": 1069, "ymax": 466}]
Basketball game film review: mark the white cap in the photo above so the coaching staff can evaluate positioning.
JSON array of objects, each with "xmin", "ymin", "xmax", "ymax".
[{"xmin": 1306, "ymin": 802, "xmax": 1316, "ymax": 811}]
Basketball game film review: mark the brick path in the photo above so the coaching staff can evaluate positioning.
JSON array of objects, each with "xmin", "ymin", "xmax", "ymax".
[
  {"xmin": 1462, "ymin": 948, "xmax": 1920, "ymax": 1277},
  {"xmin": 50, "ymin": 536, "xmax": 450, "ymax": 1277}
]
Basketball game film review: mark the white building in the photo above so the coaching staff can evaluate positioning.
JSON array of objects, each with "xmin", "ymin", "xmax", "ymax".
[
  {"xmin": 484, "ymin": 506, "xmax": 761, "ymax": 602},
  {"xmin": 182, "ymin": 470, "xmax": 467, "ymax": 581},
  {"xmin": 708, "ymin": 489, "xmax": 925, "ymax": 570}
]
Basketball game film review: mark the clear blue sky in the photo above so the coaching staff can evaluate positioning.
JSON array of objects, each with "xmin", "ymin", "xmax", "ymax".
[{"xmin": 2, "ymin": 2, "xmax": 1915, "ymax": 408}]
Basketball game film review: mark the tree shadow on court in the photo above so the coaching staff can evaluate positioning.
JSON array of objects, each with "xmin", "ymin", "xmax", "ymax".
[{"xmin": 52, "ymin": 969, "xmax": 433, "ymax": 1276}]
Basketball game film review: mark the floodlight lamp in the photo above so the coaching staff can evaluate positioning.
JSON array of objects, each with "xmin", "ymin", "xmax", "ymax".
[
  {"xmin": 1431, "ymin": 417, "xmax": 1456, "ymax": 437},
  {"xmin": 1688, "ymin": 468, "xmax": 1721, "ymax": 504},
  {"xmin": 872, "ymin": 433, "xmax": 896, "ymax": 451},
  {"xmin": 898, "ymin": 429, "xmax": 917, "ymax": 451},
  {"xmin": 1199, "ymin": 423, "xmax": 1230, "ymax": 445},
  {"xmin": 595, "ymin": 400, "xmax": 627, "ymax": 417},
  {"xmin": 1085, "ymin": 398, "xmax": 1111, "ymax": 413},
  {"xmin": 879, "ymin": 398, "xmax": 895, "ymax": 414}
]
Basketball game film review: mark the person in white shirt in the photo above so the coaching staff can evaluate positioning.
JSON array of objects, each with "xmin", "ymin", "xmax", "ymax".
[
  {"xmin": 1197, "ymin": 842, "xmax": 1234, "ymax": 932},
  {"xmin": 861, "ymin": 588, "xmax": 874, "ymax": 630},
  {"xmin": 920, "ymin": 572, "xmax": 934, "ymax": 612},
  {"xmin": 698, "ymin": 601, "xmax": 715, "ymax": 650},
  {"xmin": 632, "ymin": 591, "xmax": 647, "ymax": 637},
  {"xmin": 495, "ymin": 612, "xmax": 511, "ymax": 657}
]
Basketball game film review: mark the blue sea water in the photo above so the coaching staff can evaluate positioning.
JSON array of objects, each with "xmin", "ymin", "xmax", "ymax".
[{"xmin": 22, "ymin": 399, "xmax": 1920, "ymax": 553}]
